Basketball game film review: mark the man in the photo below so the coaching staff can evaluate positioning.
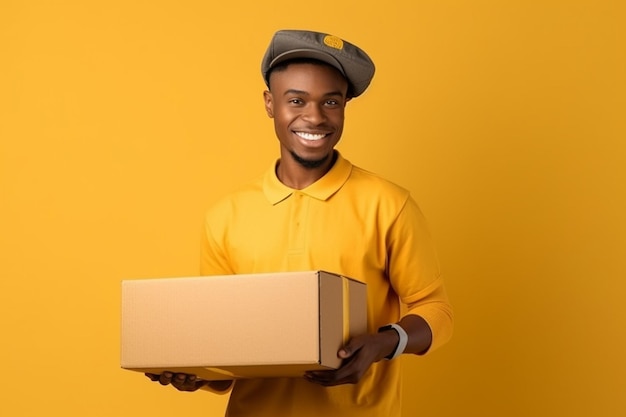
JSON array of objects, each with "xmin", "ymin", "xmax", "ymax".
[{"xmin": 147, "ymin": 29, "xmax": 453, "ymax": 416}]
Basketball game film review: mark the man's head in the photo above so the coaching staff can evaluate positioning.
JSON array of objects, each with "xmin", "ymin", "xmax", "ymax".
[
  {"xmin": 261, "ymin": 30, "xmax": 375, "ymax": 174},
  {"xmin": 261, "ymin": 30, "xmax": 375, "ymax": 99}
]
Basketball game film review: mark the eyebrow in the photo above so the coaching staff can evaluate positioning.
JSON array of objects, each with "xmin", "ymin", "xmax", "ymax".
[{"xmin": 283, "ymin": 89, "xmax": 345, "ymax": 98}]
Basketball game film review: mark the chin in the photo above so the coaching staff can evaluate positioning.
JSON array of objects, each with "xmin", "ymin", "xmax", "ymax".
[{"xmin": 290, "ymin": 150, "xmax": 331, "ymax": 169}]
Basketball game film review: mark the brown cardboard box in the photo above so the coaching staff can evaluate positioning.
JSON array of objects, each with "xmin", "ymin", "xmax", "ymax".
[{"xmin": 121, "ymin": 271, "xmax": 367, "ymax": 380}]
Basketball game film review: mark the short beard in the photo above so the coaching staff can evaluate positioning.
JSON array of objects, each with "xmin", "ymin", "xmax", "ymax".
[{"xmin": 289, "ymin": 150, "xmax": 330, "ymax": 169}]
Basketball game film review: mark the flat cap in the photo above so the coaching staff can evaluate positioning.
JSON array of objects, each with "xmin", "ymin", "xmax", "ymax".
[{"xmin": 261, "ymin": 29, "xmax": 375, "ymax": 98}]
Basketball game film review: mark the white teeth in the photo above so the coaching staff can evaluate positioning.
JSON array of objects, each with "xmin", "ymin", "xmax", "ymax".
[{"xmin": 295, "ymin": 132, "xmax": 327, "ymax": 141}]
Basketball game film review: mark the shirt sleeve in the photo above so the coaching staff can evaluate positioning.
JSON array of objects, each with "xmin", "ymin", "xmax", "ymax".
[
  {"xmin": 387, "ymin": 195, "xmax": 454, "ymax": 353},
  {"xmin": 200, "ymin": 205, "xmax": 236, "ymax": 276}
]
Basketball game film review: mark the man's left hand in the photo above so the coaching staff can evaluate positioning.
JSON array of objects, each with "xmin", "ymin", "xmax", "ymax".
[{"xmin": 304, "ymin": 330, "xmax": 399, "ymax": 386}]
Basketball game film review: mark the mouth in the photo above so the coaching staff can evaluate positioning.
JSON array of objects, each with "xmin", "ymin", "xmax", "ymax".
[{"xmin": 294, "ymin": 131, "xmax": 330, "ymax": 141}]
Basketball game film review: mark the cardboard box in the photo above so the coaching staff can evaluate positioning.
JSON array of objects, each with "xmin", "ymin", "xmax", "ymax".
[{"xmin": 121, "ymin": 271, "xmax": 367, "ymax": 380}]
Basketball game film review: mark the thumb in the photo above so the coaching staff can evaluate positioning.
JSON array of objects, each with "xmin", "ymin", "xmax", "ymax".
[
  {"xmin": 338, "ymin": 347, "xmax": 351, "ymax": 359},
  {"xmin": 338, "ymin": 337, "xmax": 364, "ymax": 358}
]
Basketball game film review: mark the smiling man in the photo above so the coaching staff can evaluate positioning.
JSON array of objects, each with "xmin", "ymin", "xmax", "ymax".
[{"xmin": 147, "ymin": 30, "xmax": 453, "ymax": 417}]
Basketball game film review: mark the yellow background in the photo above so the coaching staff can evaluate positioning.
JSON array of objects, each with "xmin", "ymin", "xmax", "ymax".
[{"xmin": 1, "ymin": 1, "xmax": 624, "ymax": 416}]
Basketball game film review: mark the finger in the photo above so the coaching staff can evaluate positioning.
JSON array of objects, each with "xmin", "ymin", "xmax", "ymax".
[
  {"xmin": 145, "ymin": 373, "xmax": 160, "ymax": 381},
  {"xmin": 304, "ymin": 370, "xmax": 334, "ymax": 382},
  {"xmin": 306, "ymin": 350, "xmax": 371, "ymax": 386},
  {"xmin": 172, "ymin": 373, "xmax": 189, "ymax": 389},
  {"xmin": 172, "ymin": 373, "xmax": 204, "ymax": 391},
  {"xmin": 338, "ymin": 336, "xmax": 366, "ymax": 359},
  {"xmin": 305, "ymin": 371, "xmax": 352, "ymax": 387},
  {"xmin": 304, "ymin": 371, "xmax": 335, "ymax": 385},
  {"xmin": 305, "ymin": 366, "xmax": 356, "ymax": 386},
  {"xmin": 305, "ymin": 352, "xmax": 359, "ymax": 379},
  {"xmin": 192, "ymin": 377, "xmax": 208, "ymax": 391},
  {"xmin": 159, "ymin": 372, "xmax": 173, "ymax": 386}
]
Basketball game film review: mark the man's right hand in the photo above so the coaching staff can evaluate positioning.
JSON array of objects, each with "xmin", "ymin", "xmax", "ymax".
[{"xmin": 145, "ymin": 372, "xmax": 232, "ymax": 392}]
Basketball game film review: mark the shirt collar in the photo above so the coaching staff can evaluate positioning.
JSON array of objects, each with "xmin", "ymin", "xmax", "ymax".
[{"xmin": 262, "ymin": 151, "xmax": 353, "ymax": 205}]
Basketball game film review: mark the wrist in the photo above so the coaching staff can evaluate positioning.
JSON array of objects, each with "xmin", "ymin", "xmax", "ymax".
[{"xmin": 377, "ymin": 323, "xmax": 409, "ymax": 360}]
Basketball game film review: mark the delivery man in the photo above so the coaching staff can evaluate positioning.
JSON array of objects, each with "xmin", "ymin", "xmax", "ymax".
[{"xmin": 146, "ymin": 29, "xmax": 453, "ymax": 417}]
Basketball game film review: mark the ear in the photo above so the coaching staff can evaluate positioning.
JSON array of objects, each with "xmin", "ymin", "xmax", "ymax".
[{"xmin": 263, "ymin": 90, "xmax": 274, "ymax": 118}]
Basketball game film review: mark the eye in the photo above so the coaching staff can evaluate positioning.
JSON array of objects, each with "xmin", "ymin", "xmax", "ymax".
[
  {"xmin": 288, "ymin": 98, "xmax": 304, "ymax": 105},
  {"xmin": 325, "ymin": 99, "xmax": 341, "ymax": 107}
]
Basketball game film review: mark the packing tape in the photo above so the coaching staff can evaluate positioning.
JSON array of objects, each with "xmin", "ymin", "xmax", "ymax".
[{"xmin": 342, "ymin": 276, "xmax": 350, "ymax": 344}]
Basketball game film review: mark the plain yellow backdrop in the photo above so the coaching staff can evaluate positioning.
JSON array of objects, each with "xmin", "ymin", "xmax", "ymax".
[{"xmin": 1, "ymin": 1, "xmax": 624, "ymax": 416}]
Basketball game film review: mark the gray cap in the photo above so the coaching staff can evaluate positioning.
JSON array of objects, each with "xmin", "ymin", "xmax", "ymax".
[{"xmin": 261, "ymin": 30, "xmax": 375, "ymax": 98}]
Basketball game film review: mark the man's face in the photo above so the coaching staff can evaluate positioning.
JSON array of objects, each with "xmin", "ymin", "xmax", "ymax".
[{"xmin": 264, "ymin": 62, "xmax": 349, "ymax": 169}]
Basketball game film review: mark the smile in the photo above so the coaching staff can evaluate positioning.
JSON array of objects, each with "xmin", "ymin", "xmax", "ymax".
[{"xmin": 294, "ymin": 131, "xmax": 329, "ymax": 141}]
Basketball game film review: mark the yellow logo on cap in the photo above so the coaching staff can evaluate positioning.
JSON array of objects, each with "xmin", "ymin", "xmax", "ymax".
[{"xmin": 323, "ymin": 35, "xmax": 344, "ymax": 50}]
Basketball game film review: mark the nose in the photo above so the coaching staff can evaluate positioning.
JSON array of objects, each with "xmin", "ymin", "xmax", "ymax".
[{"xmin": 302, "ymin": 103, "xmax": 326, "ymax": 125}]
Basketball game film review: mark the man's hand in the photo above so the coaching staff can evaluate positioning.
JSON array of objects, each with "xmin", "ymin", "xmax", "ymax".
[
  {"xmin": 145, "ymin": 372, "xmax": 232, "ymax": 392},
  {"xmin": 145, "ymin": 372, "xmax": 207, "ymax": 391},
  {"xmin": 303, "ymin": 330, "xmax": 399, "ymax": 386},
  {"xmin": 304, "ymin": 315, "xmax": 433, "ymax": 386}
]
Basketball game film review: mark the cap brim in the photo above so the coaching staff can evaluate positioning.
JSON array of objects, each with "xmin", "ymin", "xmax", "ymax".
[{"xmin": 268, "ymin": 49, "xmax": 347, "ymax": 78}]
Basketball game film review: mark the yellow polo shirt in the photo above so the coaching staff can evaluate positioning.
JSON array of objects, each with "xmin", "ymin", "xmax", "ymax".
[{"xmin": 201, "ymin": 152, "xmax": 453, "ymax": 417}]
